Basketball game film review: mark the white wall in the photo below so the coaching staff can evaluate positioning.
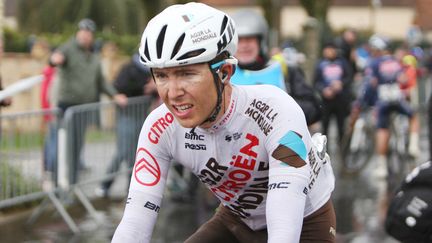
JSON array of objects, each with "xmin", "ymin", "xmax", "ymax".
[{"xmin": 280, "ymin": 6, "xmax": 415, "ymax": 39}]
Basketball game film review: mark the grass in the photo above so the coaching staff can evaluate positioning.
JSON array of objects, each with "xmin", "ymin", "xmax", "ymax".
[
  {"xmin": 0, "ymin": 161, "xmax": 41, "ymax": 201},
  {"xmin": 0, "ymin": 129, "xmax": 115, "ymax": 151}
]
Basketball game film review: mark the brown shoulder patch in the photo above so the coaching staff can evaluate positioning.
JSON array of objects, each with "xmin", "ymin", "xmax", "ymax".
[{"xmin": 271, "ymin": 144, "xmax": 306, "ymax": 168}]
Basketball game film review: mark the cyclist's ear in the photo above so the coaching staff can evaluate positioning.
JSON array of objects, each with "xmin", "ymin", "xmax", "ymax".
[{"xmin": 220, "ymin": 64, "xmax": 235, "ymax": 84}]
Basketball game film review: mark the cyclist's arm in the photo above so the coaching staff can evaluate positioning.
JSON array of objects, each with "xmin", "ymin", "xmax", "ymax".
[
  {"xmin": 112, "ymin": 107, "xmax": 173, "ymax": 243},
  {"xmin": 265, "ymin": 94, "xmax": 311, "ymax": 242},
  {"xmin": 266, "ymin": 161, "xmax": 309, "ymax": 242}
]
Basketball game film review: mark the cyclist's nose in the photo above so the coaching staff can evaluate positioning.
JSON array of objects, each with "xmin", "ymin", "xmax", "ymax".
[{"xmin": 167, "ymin": 79, "xmax": 186, "ymax": 99}]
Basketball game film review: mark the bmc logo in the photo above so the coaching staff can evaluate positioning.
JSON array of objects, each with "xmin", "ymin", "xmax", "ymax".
[
  {"xmin": 144, "ymin": 201, "xmax": 160, "ymax": 213},
  {"xmin": 268, "ymin": 181, "xmax": 290, "ymax": 190},
  {"xmin": 185, "ymin": 143, "xmax": 206, "ymax": 150},
  {"xmin": 185, "ymin": 132, "xmax": 204, "ymax": 141}
]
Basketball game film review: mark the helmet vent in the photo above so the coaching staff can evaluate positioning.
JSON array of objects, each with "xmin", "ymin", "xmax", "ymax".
[
  {"xmin": 156, "ymin": 25, "xmax": 168, "ymax": 58},
  {"xmin": 171, "ymin": 33, "xmax": 185, "ymax": 59},
  {"xmin": 143, "ymin": 40, "xmax": 151, "ymax": 61},
  {"xmin": 177, "ymin": 48, "xmax": 206, "ymax": 61},
  {"xmin": 220, "ymin": 16, "xmax": 228, "ymax": 35}
]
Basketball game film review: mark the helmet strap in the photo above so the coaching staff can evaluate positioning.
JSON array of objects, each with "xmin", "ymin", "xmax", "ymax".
[{"xmin": 202, "ymin": 67, "xmax": 225, "ymax": 124}]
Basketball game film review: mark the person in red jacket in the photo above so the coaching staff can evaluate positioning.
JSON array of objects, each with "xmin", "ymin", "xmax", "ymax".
[{"xmin": 40, "ymin": 65, "xmax": 56, "ymax": 121}]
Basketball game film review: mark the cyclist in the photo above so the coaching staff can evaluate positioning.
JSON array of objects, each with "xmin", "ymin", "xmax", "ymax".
[
  {"xmin": 363, "ymin": 35, "xmax": 419, "ymax": 180},
  {"xmin": 229, "ymin": 9, "xmax": 322, "ymax": 127},
  {"xmin": 112, "ymin": 2, "xmax": 336, "ymax": 243}
]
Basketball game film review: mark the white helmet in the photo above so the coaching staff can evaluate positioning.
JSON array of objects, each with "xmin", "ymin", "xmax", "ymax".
[
  {"xmin": 230, "ymin": 9, "xmax": 269, "ymax": 55},
  {"xmin": 139, "ymin": 2, "xmax": 238, "ymax": 68},
  {"xmin": 368, "ymin": 34, "xmax": 389, "ymax": 51}
]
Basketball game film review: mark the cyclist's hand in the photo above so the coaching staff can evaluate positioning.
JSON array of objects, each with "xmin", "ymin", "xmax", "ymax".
[{"xmin": 369, "ymin": 77, "xmax": 378, "ymax": 88}]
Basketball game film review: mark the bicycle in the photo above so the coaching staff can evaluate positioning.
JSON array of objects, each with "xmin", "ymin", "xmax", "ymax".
[
  {"xmin": 340, "ymin": 108, "xmax": 376, "ymax": 176},
  {"xmin": 386, "ymin": 112, "xmax": 415, "ymax": 192},
  {"xmin": 377, "ymin": 83, "xmax": 417, "ymax": 192}
]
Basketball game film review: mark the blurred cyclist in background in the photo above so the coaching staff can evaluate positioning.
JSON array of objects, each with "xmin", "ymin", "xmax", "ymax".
[
  {"xmin": 365, "ymin": 35, "xmax": 419, "ymax": 178},
  {"xmin": 359, "ymin": 34, "xmax": 420, "ymax": 223}
]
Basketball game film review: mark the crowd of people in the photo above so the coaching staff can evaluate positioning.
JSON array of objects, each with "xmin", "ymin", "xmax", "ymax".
[{"xmin": 7, "ymin": 2, "xmax": 429, "ymax": 242}]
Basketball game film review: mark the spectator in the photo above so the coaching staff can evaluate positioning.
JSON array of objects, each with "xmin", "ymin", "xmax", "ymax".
[
  {"xmin": 429, "ymin": 92, "xmax": 432, "ymax": 160},
  {"xmin": 48, "ymin": 18, "xmax": 127, "ymax": 184},
  {"xmin": 230, "ymin": 9, "xmax": 322, "ymax": 127},
  {"xmin": 0, "ymin": 39, "xmax": 12, "ymax": 141},
  {"xmin": 40, "ymin": 65, "xmax": 57, "ymax": 122},
  {"xmin": 335, "ymin": 29, "xmax": 357, "ymax": 78},
  {"xmin": 0, "ymin": 77, "xmax": 12, "ymax": 132},
  {"xmin": 95, "ymin": 54, "xmax": 153, "ymax": 198},
  {"xmin": 314, "ymin": 42, "xmax": 351, "ymax": 142},
  {"xmin": 425, "ymin": 48, "xmax": 432, "ymax": 160},
  {"xmin": 40, "ymin": 65, "xmax": 58, "ymax": 189}
]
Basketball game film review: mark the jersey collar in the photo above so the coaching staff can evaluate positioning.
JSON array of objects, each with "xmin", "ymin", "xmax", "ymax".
[{"xmin": 202, "ymin": 85, "xmax": 238, "ymax": 133}]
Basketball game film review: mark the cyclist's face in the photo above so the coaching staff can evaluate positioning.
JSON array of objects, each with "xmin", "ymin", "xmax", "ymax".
[
  {"xmin": 236, "ymin": 36, "xmax": 260, "ymax": 65},
  {"xmin": 152, "ymin": 63, "xmax": 217, "ymax": 128}
]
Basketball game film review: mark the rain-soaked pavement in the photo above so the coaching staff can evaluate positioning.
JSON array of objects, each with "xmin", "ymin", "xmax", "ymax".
[{"xmin": 0, "ymin": 115, "xmax": 429, "ymax": 243}]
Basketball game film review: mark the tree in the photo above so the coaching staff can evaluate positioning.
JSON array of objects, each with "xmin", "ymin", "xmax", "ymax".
[
  {"xmin": 257, "ymin": 0, "xmax": 282, "ymax": 48},
  {"xmin": 138, "ymin": 0, "xmax": 165, "ymax": 24},
  {"xmin": 299, "ymin": 0, "xmax": 332, "ymax": 23},
  {"xmin": 298, "ymin": 0, "xmax": 333, "ymax": 84},
  {"xmin": 299, "ymin": 0, "xmax": 333, "ymax": 43},
  {"xmin": 17, "ymin": 0, "xmax": 147, "ymax": 35}
]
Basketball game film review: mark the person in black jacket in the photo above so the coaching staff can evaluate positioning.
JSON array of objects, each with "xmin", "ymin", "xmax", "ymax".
[{"xmin": 96, "ymin": 53, "xmax": 153, "ymax": 197}]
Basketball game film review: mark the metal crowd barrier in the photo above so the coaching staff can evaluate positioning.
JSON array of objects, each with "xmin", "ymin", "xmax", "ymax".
[{"xmin": 0, "ymin": 96, "xmax": 152, "ymax": 233}]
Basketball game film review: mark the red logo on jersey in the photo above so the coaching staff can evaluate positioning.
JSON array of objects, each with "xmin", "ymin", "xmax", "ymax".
[
  {"xmin": 211, "ymin": 133, "xmax": 260, "ymax": 202},
  {"xmin": 134, "ymin": 148, "xmax": 161, "ymax": 186},
  {"xmin": 148, "ymin": 112, "xmax": 174, "ymax": 144}
]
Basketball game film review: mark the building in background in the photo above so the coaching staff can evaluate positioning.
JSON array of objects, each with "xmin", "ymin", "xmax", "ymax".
[{"xmin": 203, "ymin": 0, "xmax": 430, "ymax": 41}]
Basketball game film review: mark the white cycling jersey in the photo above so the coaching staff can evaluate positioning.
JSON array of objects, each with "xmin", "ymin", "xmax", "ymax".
[{"xmin": 113, "ymin": 84, "xmax": 335, "ymax": 243}]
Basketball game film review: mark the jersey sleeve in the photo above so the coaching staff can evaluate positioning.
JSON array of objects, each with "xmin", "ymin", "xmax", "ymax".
[
  {"xmin": 112, "ymin": 106, "xmax": 174, "ymax": 243},
  {"xmin": 264, "ymin": 92, "xmax": 312, "ymax": 242}
]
